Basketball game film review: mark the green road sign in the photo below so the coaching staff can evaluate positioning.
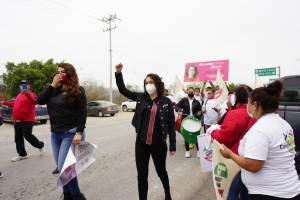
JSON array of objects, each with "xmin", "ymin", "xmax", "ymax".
[
  {"xmin": 269, "ymin": 78, "xmax": 278, "ymax": 82},
  {"xmin": 255, "ymin": 68, "xmax": 276, "ymax": 76}
]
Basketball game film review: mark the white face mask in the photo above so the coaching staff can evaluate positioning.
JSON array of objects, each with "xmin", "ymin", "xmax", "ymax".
[
  {"xmin": 247, "ymin": 104, "xmax": 255, "ymax": 118},
  {"xmin": 145, "ymin": 84, "xmax": 156, "ymax": 95}
]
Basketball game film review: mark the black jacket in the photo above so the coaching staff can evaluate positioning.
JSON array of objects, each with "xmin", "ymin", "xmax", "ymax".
[
  {"xmin": 36, "ymin": 85, "xmax": 87, "ymax": 133},
  {"xmin": 175, "ymin": 98, "xmax": 202, "ymax": 119},
  {"xmin": 115, "ymin": 72, "xmax": 176, "ymax": 151}
]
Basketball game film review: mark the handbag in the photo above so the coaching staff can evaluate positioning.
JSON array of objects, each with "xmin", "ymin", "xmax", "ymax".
[{"xmin": 229, "ymin": 116, "xmax": 251, "ymax": 149}]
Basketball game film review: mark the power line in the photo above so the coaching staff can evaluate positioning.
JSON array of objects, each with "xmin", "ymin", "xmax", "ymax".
[
  {"xmin": 12, "ymin": 0, "xmax": 103, "ymax": 29},
  {"xmin": 0, "ymin": 24, "xmax": 107, "ymax": 48},
  {"xmin": 76, "ymin": 0, "xmax": 110, "ymax": 16},
  {"xmin": 65, "ymin": 1, "xmax": 191, "ymax": 64},
  {"xmin": 63, "ymin": 0, "xmax": 106, "ymax": 18},
  {"xmin": 38, "ymin": 0, "xmax": 191, "ymax": 68},
  {"xmin": 48, "ymin": 0, "xmax": 99, "ymax": 20}
]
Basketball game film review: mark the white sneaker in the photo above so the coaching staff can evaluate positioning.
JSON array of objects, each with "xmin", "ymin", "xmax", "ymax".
[
  {"xmin": 11, "ymin": 156, "xmax": 28, "ymax": 162},
  {"xmin": 197, "ymin": 151, "xmax": 200, "ymax": 158},
  {"xmin": 39, "ymin": 142, "xmax": 46, "ymax": 156},
  {"xmin": 185, "ymin": 151, "xmax": 191, "ymax": 158}
]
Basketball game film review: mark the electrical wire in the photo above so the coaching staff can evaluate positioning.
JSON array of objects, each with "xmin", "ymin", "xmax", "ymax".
[
  {"xmin": 44, "ymin": 0, "xmax": 189, "ymax": 67},
  {"xmin": 47, "ymin": 0, "xmax": 99, "ymax": 20},
  {"xmin": 4, "ymin": 1, "xmax": 186, "ymax": 80},
  {"xmin": 53, "ymin": 1, "xmax": 191, "ymax": 65},
  {"xmin": 0, "ymin": 24, "xmax": 107, "ymax": 48},
  {"xmin": 12, "ymin": 0, "xmax": 104, "ymax": 29}
]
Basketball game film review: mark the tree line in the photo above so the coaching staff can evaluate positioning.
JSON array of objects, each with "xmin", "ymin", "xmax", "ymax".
[
  {"xmin": 1, "ymin": 59, "xmax": 239, "ymax": 105},
  {"xmin": 1, "ymin": 59, "xmax": 138, "ymax": 105}
]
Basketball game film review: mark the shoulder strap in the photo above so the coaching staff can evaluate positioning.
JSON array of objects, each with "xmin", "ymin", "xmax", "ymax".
[
  {"xmin": 204, "ymin": 99, "xmax": 208, "ymax": 106},
  {"xmin": 229, "ymin": 116, "xmax": 251, "ymax": 149}
]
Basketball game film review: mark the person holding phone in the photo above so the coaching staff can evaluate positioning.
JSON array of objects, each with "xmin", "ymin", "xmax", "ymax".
[{"xmin": 2, "ymin": 80, "xmax": 46, "ymax": 162}]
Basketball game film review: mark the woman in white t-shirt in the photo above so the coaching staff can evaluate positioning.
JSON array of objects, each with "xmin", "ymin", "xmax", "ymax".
[
  {"xmin": 220, "ymin": 81, "xmax": 300, "ymax": 200},
  {"xmin": 203, "ymin": 88, "xmax": 219, "ymax": 130}
]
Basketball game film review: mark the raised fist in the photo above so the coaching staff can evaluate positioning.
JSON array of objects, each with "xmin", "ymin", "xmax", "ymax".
[{"xmin": 115, "ymin": 63, "xmax": 123, "ymax": 73}]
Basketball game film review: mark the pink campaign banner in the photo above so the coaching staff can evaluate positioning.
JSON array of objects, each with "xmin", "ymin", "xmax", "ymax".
[{"xmin": 184, "ymin": 60, "xmax": 229, "ymax": 82}]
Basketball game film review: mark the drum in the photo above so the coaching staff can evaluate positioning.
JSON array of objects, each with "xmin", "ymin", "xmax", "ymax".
[{"xmin": 180, "ymin": 115, "xmax": 202, "ymax": 144}]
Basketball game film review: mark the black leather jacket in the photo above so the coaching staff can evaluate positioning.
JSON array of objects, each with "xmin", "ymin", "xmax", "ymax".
[{"xmin": 115, "ymin": 72, "xmax": 176, "ymax": 151}]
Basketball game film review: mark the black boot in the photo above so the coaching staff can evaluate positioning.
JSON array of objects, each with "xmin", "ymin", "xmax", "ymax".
[
  {"xmin": 165, "ymin": 189, "xmax": 172, "ymax": 200},
  {"xmin": 61, "ymin": 191, "xmax": 72, "ymax": 200},
  {"xmin": 72, "ymin": 192, "xmax": 86, "ymax": 200},
  {"xmin": 52, "ymin": 167, "xmax": 59, "ymax": 174}
]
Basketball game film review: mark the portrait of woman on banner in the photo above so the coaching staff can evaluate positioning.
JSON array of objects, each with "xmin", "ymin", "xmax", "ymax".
[{"xmin": 184, "ymin": 65, "xmax": 200, "ymax": 82}]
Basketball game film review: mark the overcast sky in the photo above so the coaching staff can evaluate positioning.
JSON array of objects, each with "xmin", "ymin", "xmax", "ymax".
[{"xmin": 1, "ymin": 0, "xmax": 300, "ymax": 89}]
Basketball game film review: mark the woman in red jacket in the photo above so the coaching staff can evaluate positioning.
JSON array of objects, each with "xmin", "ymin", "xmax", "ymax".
[{"xmin": 211, "ymin": 85, "xmax": 256, "ymax": 200}]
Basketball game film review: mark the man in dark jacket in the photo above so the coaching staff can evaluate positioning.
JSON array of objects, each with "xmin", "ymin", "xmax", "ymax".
[
  {"xmin": 176, "ymin": 87, "xmax": 202, "ymax": 158},
  {"xmin": 3, "ymin": 80, "xmax": 45, "ymax": 162}
]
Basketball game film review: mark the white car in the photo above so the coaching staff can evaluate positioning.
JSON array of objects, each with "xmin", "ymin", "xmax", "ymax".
[{"xmin": 121, "ymin": 100, "xmax": 136, "ymax": 112}]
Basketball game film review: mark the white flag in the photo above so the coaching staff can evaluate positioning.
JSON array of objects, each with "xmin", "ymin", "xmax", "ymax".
[
  {"xmin": 171, "ymin": 76, "xmax": 185, "ymax": 104},
  {"xmin": 57, "ymin": 142, "xmax": 97, "ymax": 189},
  {"xmin": 172, "ymin": 90, "xmax": 185, "ymax": 104},
  {"xmin": 171, "ymin": 75, "xmax": 184, "ymax": 95},
  {"xmin": 252, "ymin": 74, "xmax": 264, "ymax": 89},
  {"xmin": 213, "ymin": 69, "xmax": 228, "ymax": 106}
]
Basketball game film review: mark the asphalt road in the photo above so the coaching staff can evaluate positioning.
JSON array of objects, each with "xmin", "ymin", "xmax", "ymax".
[{"xmin": 0, "ymin": 111, "xmax": 214, "ymax": 200}]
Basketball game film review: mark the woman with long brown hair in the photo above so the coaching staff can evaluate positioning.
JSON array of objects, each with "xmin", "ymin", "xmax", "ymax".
[{"xmin": 37, "ymin": 63, "xmax": 87, "ymax": 200}]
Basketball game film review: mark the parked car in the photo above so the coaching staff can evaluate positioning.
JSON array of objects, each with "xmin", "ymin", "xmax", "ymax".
[
  {"xmin": 121, "ymin": 100, "xmax": 136, "ymax": 112},
  {"xmin": 87, "ymin": 100, "xmax": 119, "ymax": 117},
  {"xmin": 0, "ymin": 100, "xmax": 49, "ymax": 124},
  {"xmin": 278, "ymin": 75, "xmax": 300, "ymax": 175}
]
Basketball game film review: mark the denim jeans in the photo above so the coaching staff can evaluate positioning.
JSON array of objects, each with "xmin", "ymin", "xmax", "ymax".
[
  {"xmin": 51, "ymin": 127, "xmax": 85, "ymax": 195},
  {"xmin": 227, "ymin": 171, "xmax": 249, "ymax": 200}
]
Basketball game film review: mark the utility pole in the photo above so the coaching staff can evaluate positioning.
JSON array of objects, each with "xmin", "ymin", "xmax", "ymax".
[
  {"xmin": 277, "ymin": 66, "xmax": 281, "ymax": 79},
  {"xmin": 99, "ymin": 14, "xmax": 121, "ymax": 102}
]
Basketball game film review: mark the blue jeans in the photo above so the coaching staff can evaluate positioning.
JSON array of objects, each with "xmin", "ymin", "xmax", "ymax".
[
  {"xmin": 51, "ymin": 127, "xmax": 86, "ymax": 195},
  {"xmin": 227, "ymin": 171, "xmax": 249, "ymax": 200},
  {"xmin": 200, "ymin": 115, "xmax": 204, "ymax": 125}
]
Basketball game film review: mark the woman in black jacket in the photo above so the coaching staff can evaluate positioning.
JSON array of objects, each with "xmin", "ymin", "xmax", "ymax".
[
  {"xmin": 37, "ymin": 63, "xmax": 87, "ymax": 200},
  {"xmin": 115, "ymin": 63, "xmax": 176, "ymax": 200}
]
